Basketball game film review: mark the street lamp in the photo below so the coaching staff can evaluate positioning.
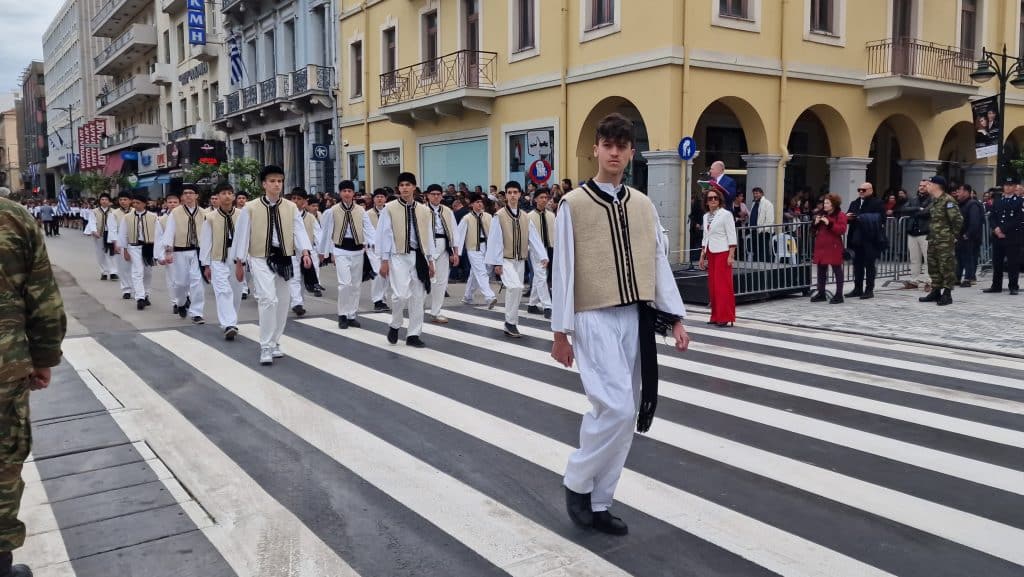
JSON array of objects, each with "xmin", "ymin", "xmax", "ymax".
[
  {"xmin": 51, "ymin": 104, "xmax": 76, "ymax": 174},
  {"xmin": 970, "ymin": 44, "xmax": 1024, "ymax": 183}
]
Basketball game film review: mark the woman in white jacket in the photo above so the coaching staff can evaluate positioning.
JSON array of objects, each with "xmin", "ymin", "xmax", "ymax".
[{"xmin": 699, "ymin": 184, "xmax": 737, "ymax": 326}]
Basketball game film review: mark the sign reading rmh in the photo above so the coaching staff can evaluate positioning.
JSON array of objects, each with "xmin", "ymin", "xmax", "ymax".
[{"xmin": 187, "ymin": 0, "xmax": 206, "ymax": 45}]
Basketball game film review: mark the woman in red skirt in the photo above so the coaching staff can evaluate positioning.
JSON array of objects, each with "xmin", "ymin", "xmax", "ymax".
[{"xmin": 699, "ymin": 184, "xmax": 737, "ymax": 327}]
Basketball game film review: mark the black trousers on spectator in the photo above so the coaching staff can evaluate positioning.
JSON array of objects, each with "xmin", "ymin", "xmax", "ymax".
[
  {"xmin": 852, "ymin": 247, "xmax": 877, "ymax": 292},
  {"xmin": 816, "ymin": 264, "xmax": 844, "ymax": 295},
  {"xmin": 955, "ymin": 240, "xmax": 979, "ymax": 282},
  {"xmin": 991, "ymin": 238, "xmax": 1021, "ymax": 290}
]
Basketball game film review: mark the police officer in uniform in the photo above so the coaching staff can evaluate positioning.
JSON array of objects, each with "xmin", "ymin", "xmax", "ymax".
[
  {"xmin": 919, "ymin": 176, "xmax": 963, "ymax": 305},
  {"xmin": 983, "ymin": 176, "xmax": 1024, "ymax": 294}
]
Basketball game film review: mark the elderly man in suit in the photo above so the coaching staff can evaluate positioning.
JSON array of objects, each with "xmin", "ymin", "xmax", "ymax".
[{"xmin": 708, "ymin": 160, "xmax": 738, "ymax": 206}]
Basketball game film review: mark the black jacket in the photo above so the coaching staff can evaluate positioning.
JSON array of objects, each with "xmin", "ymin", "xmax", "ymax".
[
  {"xmin": 897, "ymin": 192, "xmax": 932, "ymax": 236},
  {"xmin": 958, "ymin": 198, "xmax": 985, "ymax": 243}
]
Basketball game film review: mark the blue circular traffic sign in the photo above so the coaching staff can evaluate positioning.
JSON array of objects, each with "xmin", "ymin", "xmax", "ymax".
[{"xmin": 678, "ymin": 137, "xmax": 696, "ymax": 161}]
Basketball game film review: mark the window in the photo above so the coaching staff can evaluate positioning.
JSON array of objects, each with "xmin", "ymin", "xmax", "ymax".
[
  {"xmin": 720, "ymin": 0, "xmax": 748, "ymax": 18},
  {"xmin": 350, "ymin": 41, "xmax": 363, "ymax": 98},
  {"xmin": 162, "ymin": 31, "xmax": 171, "ymax": 64},
  {"xmin": 265, "ymin": 31, "xmax": 276, "ymax": 77},
  {"xmin": 961, "ymin": 0, "xmax": 977, "ymax": 58},
  {"xmin": 192, "ymin": 93, "xmax": 201, "ymax": 123},
  {"xmin": 590, "ymin": 0, "xmax": 613, "ymax": 29},
  {"xmin": 810, "ymin": 0, "xmax": 832, "ymax": 33},
  {"xmin": 179, "ymin": 97, "xmax": 187, "ymax": 126},
  {"xmin": 165, "ymin": 102, "xmax": 173, "ymax": 130},
  {"xmin": 422, "ymin": 10, "xmax": 438, "ymax": 77},
  {"xmin": 513, "ymin": 0, "xmax": 536, "ymax": 52},
  {"xmin": 580, "ymin": 0, "xmax": 620, "ymax": 41},
  {"xmin": 176, "ymin": 24, "xmax": 185, "ymax": 63},
  {"xmin": 382, "ymin": 27, "xmax": 397, "ymax": 91}
]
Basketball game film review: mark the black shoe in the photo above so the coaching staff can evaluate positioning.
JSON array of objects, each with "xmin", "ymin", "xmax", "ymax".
[
  {"xmin": 504, "ymin": 323, "xmax": 521, "ymax": 338},
  {"xmin": 859, "ymin": 291, "xmax": 874, "ymax": 300},
  {"xmin": 348, "ymin": 318, "xmax": 361, "ymax": 328},
  {"xmin": 225, "ymin": 326, "xmax": 238, "ymax": 341},
  {"xmin": 544, "ymin": 308, "xmax": 552, "ymax": 319},
  {"xmin": 937, "ymin": 288, "xmax": 953, "ymax": 306},
  {"xmin": 185, "ymin": 297, "xmax": 191, "ymax": 309},
  {"xmin": 292, "ymin": 305, "xmax": 306, "ymax": 317},
  {"xmin": 387, "ymin": 327, "xmax": 399, "ymax": 344},
  {"xmin": 110, "ymin": 274, "xmax": 119, "ymax": 280},
  {"xmin": 241, "ymin": 292, "xmax": 248, "ymax": 300},
  {"xmin": 919, "ymin": 289, "xmax": 941, "ymax": 302},
  {"xmin": 844, "ymin": 289, "xmax": 863, "ymax": 298},
  {"xmin": 338, "ymin": 315, "xmax": 349, "ymax": 329},
  {"xmin": 374, "ymin": 300, "xmax": 391, "ymax": 312},
  {"xmin": 100, "ymin": 274, "xmax": 108, "ymax": 281},
  {"xmin": 810, "ymin": 293, "xmax": 827, "ymax": 302},
  {"xmin": 829, "ymin": 295, "xmax": 844, "ymax": 304},
  {"xmin": 178, "ymin": 306, "xmax": 188, "ymax": 318},
  {"xmin": 960, "ymin": 280, "xmax": 972, "ymax": 288},
  {"xmin": 527, "ymin": 305, "xmax": 542, "ymax": 314},
  {"xmin": 982, "ymin": 287, "xmax": 1003, "ymax": 293},
  {"xmin": 144, "ymin": 296, "xmax": 151, "ymax": 306},
  {"xmin": 313, "ymin": 290, "xmax": 323, "ymax": 298},
  {"xmin": 315, "ymin": 284, "xmax": 326, "ymax": 292},
  {"xmin": 565, "ymin": 487, "xmax": 593, "ymax": 528},
  {"xmin": 137, "ymin": 299, "xmax": 146, "ymax": 310},
  {"xmin": 1010, "ymin": 289, "xmax": 1020, "ymax": 295},
  {"xmin": 122, "ymin": 293, "xmax": 132, "ymax": 300},
  {"xmin": 192, "ymin": 316, "xmax": 205, "ymax": 325},
  {"xmin": 406, "ymin": 335, "xmax": 426, "ymax": 348},
  {"xmin": 592, "ymin": 510, "xmax": 629, "ymax": 536},
  {"xmin": 172, "ymin": 305, "xmax": 179, "ymax": 315}
]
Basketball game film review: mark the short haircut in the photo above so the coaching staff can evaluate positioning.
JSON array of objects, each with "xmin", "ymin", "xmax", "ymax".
[
  {"xmin": 959, "ymin": 183, "xmax": 974, "ymax": 193},
  {"xmin": 469, "ymin": 193, "xmax": 485, "ymax": 204},
  {"xmin": 338, "ymin": 180, "xmax": 355, "ymax": 191},
  {"xmin": 534, "ymin": 187, "xmax": 550, "ymax": 198},
  {"xmin": 181, "ymin": 185, "xmax": 198, "ymax": 194},
  {"xmin": 235, "ymin": 192, "xmax": 248, "ymax": 199},
  {"xmin": 426, "ymin": 183, "xmax": 443, "ymax": 193},
  {"xmin": 372, "ymin": 188, "xmax": 388, "ymax": 198},
  {"xmin": 752, "ymin": 187, "xmax": 764, "ymax": 194},
  {"xmin": 595, "ymin": 112, "xmax": 634, "ymax": 147},
  {"xmin": 98, "ymin": 193, "xmax": 111, "ymax": 201},
  {"xmin": 132, "ymin": 192, "xmax": 148, "ymax": 203},
  {"xmin": 259, "ymin": 165, "xmax": 285, "ymax": 182},
  {"xmin": 504, "ymin": 180, "xmax": 523, "ymax": 193},
  {"xmin": 397, "ymin": 171, "xmax": 417, "ymax": 186},
  {"xmin": 214, "ymin": 182, "xmax": 235, "ymax": 195}
]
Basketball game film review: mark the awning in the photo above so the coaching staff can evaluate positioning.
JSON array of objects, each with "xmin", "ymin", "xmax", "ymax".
[
  {"xmin": 102, "ymin": 154, "xmax": 125, "ymax": 176},
  {"xmin": 133, "ymin": 175, "xmax": 173, "ymax": 189}
]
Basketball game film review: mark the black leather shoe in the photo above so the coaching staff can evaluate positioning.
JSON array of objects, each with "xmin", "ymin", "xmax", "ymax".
[
  {"xmin": 527, "ymin": 305, "xmax": 541, "ymax": 314},
  {"xmin": 144, "ymin": 297, "xmax": 151, "ymax": 306},
  {"xmin": 592, "ymin": 510, "xmax": 628, "ymax": 536},
  {"xmin": 1010, "ymin": 288, "xmax": 1020, "ymax": 295},
  {"xmin": 172, "ymin": 305, "xmax": 179, "ymax": 315},
  {"xmin": 110, "ymin": 274, "xmax": 119, "ymax": 280},
  {"xmin": 960, "ymin": 280, "xmax": 972, "ymax": 288},
  {"xmin": 241, "ymin": 292, "xmax": 248, "ymax": 300},
  {"xmin": 9, "ymin": 564, "xmax": 32, "ymax": 577},
  {"xmin": 982, "ymin": 287, "xmax": 1002, "ymax": 293},
  {"xmin": 387, "ymin": 327, "xmax": 399, "ymax": 344},
  {"xmin": 845, "ymin": 289, "xmax": 863, "ymax": 298},
  {"xmin": 544, "ymin": 308, "xmax": 552, "ymax": 319},
  {"xmin": 829, "ymin": 295, "xmax": 844, "ymax": 304},
  {"xmin": 937, "ymin": 289, "xmax": 953, "ymax": 306},
  {"xmin": 810, "ymin": 293, "xmax": 827, "ymax": 302},
  {"xmin": 374, "ymin": 300, "xmax": 391, "ymax": 312},
  {"xmin": 313, "ymin": 289, "xmax": 323, "ymax": 297},
  {"xmin": 338, "ymin": 316, "xmax": 349, "ymax": 329},
  {"xmin": 919, "ymin": 289, "xmax": 941, "ymax": 302},
  {"xmin": 122, "ymin": 293, "xmax": 132, "ymax": 300},
  {"xmin": 100, "ymin": 274, "xmax": 108, "ymax": 281},
  {"xmin": 137, "ymin": 299, "xmax": 146, "ymax": 310},
  {"xmin": 406, "ymin": 335, "xmax": 426, "ymax": 348},
  {"xmin": 292, "ymin": 305, "xmax": 306, "ymax": 317},
  {"xmin": 348, "ymin": 318, "xmax": 361, "ymax": 328},
  {"xmin": 224, "ymin": 327, "xmax": 238, "ymax": 341},
  {"xmin": 565, "ymin": 487, "xmax": 593, "ymax": 528},
  {"xmin": 859, "ymin": 291, "xmax": 874, "ymax": 300},
  {"xmin": 504, "ymin": 323, "xmax": 521, "ymax": 338},
  {"xmin": 178, "ymin": 306, "xmax": 188, "ymax": 318}
]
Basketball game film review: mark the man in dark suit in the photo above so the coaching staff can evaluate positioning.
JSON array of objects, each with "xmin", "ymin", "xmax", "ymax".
[
  {"xmin": 709, "ymin": 160, "xmax": 738, "ymax": 206},
  {"xmin": 845, "ymin": 182, "xmax": 885, "ymax": 299}
]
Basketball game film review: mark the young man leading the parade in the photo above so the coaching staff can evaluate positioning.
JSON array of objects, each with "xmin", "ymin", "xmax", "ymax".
[
  {"xmin": 551, "ymin": 112, "xmax": 690, "ymax": 536},
  {"xmin": 117, "ymin": 192, "xmax": 158, "ymax": 311}
]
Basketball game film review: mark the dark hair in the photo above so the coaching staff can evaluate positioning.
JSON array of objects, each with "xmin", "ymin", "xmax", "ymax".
[
  {"xmin": 214, "ymin": 182, "xmax": 235, "ymax": 195},
  {"xmin": 98, "ymin": 193, "xmax": 111, "ymax": 201},
  {"xmin": 504, "ymin": 180, "xmax": 523, "ymax": 193},
  {"xmin": 469, "ymin": 193, "xmax": 485, "ymax": 204},
  {"xmin": 259, "ymin": 165, "xmax": 285, "ymax": 182},
  {"xmin": 235, "ymin": 192, "xmax": 248, "ymax": 199},
  {"xmin": 595, "ymin": 112, "xmax": 634, "ymax": 147},
  {"xmin": 426, "ymin": 183, "xmax": 444, "ymax": 193},
  {"xmin": 290, "ymin": 186, "xmax": 307, "ymax": 196},
  {"xmin": 534, "ymin": 186, "xmax": 551, "ymax": 198},
  {"xmin": 752, "ymin": 187, "xmax": 764, "ymax": 194},
  {"xmin": 959, "ymin": 183, "xmax": 974, "ymax": 193},
  {"xmin": 338, "ymin": 180, "xmax": 355, "ymax": 191},
  {"xmin": 372, "ymin": 188, "xmax": 388, "ymax": 198},
  {"xmin": 397, "ymin": 171, "xmax": 417, "ymax": 186}
]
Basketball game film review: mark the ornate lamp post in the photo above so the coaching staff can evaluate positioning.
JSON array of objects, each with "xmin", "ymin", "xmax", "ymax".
[{"xmin": 970, "ymin": 44, "xmax": 1024, "ymax": 183}]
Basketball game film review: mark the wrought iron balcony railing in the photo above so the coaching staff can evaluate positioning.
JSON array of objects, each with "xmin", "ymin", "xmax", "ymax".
[
  {"xmin": 167, "ymin": 125, "xmax": 196, "ymax": 141},
  {"xmin": 866, "ymin": 38, "xmax": 975, "ymax": 85},
  {"xmin": 214, "ymin": 100, "xmax": 225, "ymax": 120},
  {"xmin": 380, "ymin": 50, "xmax": 496, "ymax": 107},
  {"xmin": 94, "ymin": 27, "xmax": 136, "ymax": 69}
]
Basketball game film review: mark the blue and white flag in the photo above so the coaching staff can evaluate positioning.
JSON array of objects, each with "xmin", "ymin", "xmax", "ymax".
[
  {"xmin": 66, "ymin": 152, "xmax": 79, "ymax": 174},
  {"xmin": 57, "ymin": 185, "xmax": 70, "ymax": 214},
  {"xmin": 228, "ymin": 34, "xmax": 246, "ymax": 88}
]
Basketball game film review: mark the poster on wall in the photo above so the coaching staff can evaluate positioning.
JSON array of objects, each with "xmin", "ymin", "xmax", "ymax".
[
  {"xmin": 508, "ymin": 128, "xmax": 555, "ymax": 189},
  {"xmin": 971, "ymin": 95, "xmax": 1000, "ymax": 159}
]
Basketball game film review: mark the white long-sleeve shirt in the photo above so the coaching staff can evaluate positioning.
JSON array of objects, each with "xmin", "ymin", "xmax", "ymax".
[
  {"xmin": 230, "ymin": 201, "xmax": 313, "ymax": 263},
  {"xmin": 550, "ymin": 197, "xmax": 686, "ymax": 335},
  {"xmin": 427, "ymin": 202, "xmax": 460, "ymax": 255},
  {"xmin": 455, "ymin": 211, "xmax": 488, "ymax": 254},
  {"xmin": 317, "ymin": 206, "xmax": 375, "ymax": 256},
  {"xmin": 702, "ymin": 209, "xmax": 738, "ymax": 253},
  {"xmin": 483, "ymin": 207, "xmax": 548, "ymax": 266},
  {"xmin": 374, "ymin": 202, "xmax": 438, "ymax": 260},
  {"xmin": 116, "ymin": 210, "xmax": 152, "ymax": 249},
  {"xmin": 159, "ymin": 205, "xmax": 204, "ymax": 252},
  {"xmin": 83, "ymin": 209, "xmax": 118, "ymax": 243}
]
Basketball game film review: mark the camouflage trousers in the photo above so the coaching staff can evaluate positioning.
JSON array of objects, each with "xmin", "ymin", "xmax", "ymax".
[
  {"xmin": 0, "ymin": 381, "xmax": 30, "ymax": 552},
  {"xmin": 927, "ymin": 242, "xmax": 957, "ymax": 290}
]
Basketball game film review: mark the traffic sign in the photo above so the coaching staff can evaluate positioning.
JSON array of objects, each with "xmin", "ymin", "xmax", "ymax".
[
  {"xmin": 312, "ymin": 144, "xmax": 329, "ymax": 162},
  {"xmin": 678, "ymin": 136, "xmax": 696, "ymax": 161},
  {"xmin": 528, "ymin": 159, "xmax": 552, "ymax": 185}
]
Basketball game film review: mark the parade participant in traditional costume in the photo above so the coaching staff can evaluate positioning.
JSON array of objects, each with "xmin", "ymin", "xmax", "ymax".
[
  {"xmin": 484, "ymin": 181, "xmax": 548, "ymax": 338},
  {"xmin": 552, "ymin": 113, "xmax": 689, "ymax": 536},
  {"xmin": 285, "ymin": 188, "xmax": 322, "ymax": 316},
  {"xmin": 160, "ymin": 186, "xmax": 206, "ymax": 324},
  {"xmin": 375, "ymin": 172, "xmax": 436, "ymax": 348},
  {"xmin": 318, "ymin": 180, "xmax": 374, "ymax": 329},
  {"xmin": 527, "ymin": 187, "xmax": 556, "ymax": 319},
  {"xmin": 425, "ymin": 184, "xmax": 459, "ymax": 324},
  {"xmin": 112, "ymin": 192, "xmax": 134, "ymax": 299},
  {"xmin": 231, "ymin": 165, "xmax": 314, "ymax": 365},
  {"xmin": 116, "ymin": 192, "xmax": 158, "ymax": 310},
  {"xmin": 199, "ymin": 183, "xmax": 244, "ymax": 340},
  {"xmin": 154, "ymin": 192, "xmax": 181, "ymax": 314},
  {"xmin": 455, "ymin": 193, "xmax": 496, "ymax": 307},
  {"xmin": 84, "ymin": 193, "xmax": 118, "ymax": 281},
  {"xmin": 366, "ymin": 189, "xmax": 392, "ymax": 312},
  {"xmin": 235, "ymin": 192, "xmax": 252, "ymax": 299}
]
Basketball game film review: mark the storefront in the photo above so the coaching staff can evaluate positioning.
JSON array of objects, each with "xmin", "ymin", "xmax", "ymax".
[
  {"xmin": 503, "ymin": 121, "xmax": 557, "ymax": 190},
  {"xmin": 372, "ymin": 145, "xmax": 403, "ymax": 190},
  {"xmin": 419, "ymin": 131, "xmax": 489, "ymax": 190}
]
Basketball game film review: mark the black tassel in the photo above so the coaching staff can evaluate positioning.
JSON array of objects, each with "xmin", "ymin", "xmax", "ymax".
[
  {"xmin": 362, "ymin": 253, "xmax": 377, "ymax": 282},
  {"xmin": 415, "ymin": 249, "xmax": 431, "ymax": 294},
  {"xmin": 267, "ymin": 249, "xmax": 294, "ymax": 281},
  {"xmin": 141, "ymin": 243, "xmax": 155, "ymax": 267}
]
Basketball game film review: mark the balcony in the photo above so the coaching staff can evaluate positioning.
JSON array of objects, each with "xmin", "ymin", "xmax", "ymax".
[
  {"xmin": 212, "ymin": 74, "xmax": 291, "ymax": 126},
  {"xmin": 149, "ymin": 62, "xmax": 174, "ymax": 86},
  {"xmin": 189, "ymin": 40, "xmax": 218, "ymax": 63},
  {"xmin": 161, "ymin": 0, "xmax": 184, "ymax": 13},
  {"xmin": 101, "ymin": 123, "xmax": 162, "ymax": 155},
  {"xmin": 865, "ymin": 38, "xmax": 979, "ymax": 113},
  {"xmin": 379, "ymin": 50, "xmax": 496, "ymax": 126},
  {"xmin": 91, "ymin": 0, "xmax": 153, "ymax": 38},
  {"xmin": 94, "ymin": 24, "xmax": 158, "ymax": 77},
  {"xmin": 96, "ymin": 75, "xmax": 160, "ymax": 116},
  {"xmin": 222, "ymin": 0, "xmax": 243, "ymax": 17}
]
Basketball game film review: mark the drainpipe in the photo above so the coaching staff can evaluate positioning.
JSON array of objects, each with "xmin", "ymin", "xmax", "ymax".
[
  {"xmin": 560, "ymin": 0, "xmax": 569, "ymax": 181},
  {"xmin": 679, "ymin": 0, "xmax": 691, "ymax": 254},
  {"xmin": 329, "ymin": 0, "xmax": 342, "ymax": 192},
  {"xmin": 363, "ymin": 1, "xmax": 371, "ymax": 191},
  {"xmin": 776, "ymin": 0, "xmax": 790, "ymax": 222}
]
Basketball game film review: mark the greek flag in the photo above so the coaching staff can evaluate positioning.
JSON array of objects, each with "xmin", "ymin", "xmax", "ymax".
[
  {"xmin": 228, "ymin": 34, "xmax": 246, "ymax": 87},
  {"xmin": 66, "ymin": 152, "xmax": 78, "ymax": 174},
  {"xmin": 57, "ymin": 185, "xmax": 70, "ymax": 214}
]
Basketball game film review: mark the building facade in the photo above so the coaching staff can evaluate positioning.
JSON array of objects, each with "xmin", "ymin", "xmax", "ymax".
[
  {"xmin": 211, "ymin": 0, "xmax": 339, "ymax": 195},
  {"xmin": 19, "ymin": 62, "xmax": 48, "ymax": 195},
  {"xmin": 335, "ymin": 0, "xmax": 1024, "ymax": 258},
  {"xmin": 0, "ymin": 107, "xmax": 23, "ymax": 193}
]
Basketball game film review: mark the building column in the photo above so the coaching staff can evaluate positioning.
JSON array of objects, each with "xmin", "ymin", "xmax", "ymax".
[
  {"xmin": 282, "ymin": 129, "xmax": 296, "ymax": 191},
  {"xmin": 898, "ymin": 160, "xmax": 943, "ymax": 193},
  {"xmin": 642, "ymin": 150, "xmax": 682, "ymax": 261},
  {"xmin": 964, "ymin": 164, "xmax": 996, "ymax": 193},
  {"xmin": 741, "ymin": 154, "xmax": 784, "ymax": 208},
  {"xmin": 827, "ymin": 156, "xmax": 873, "ymax": 207}
]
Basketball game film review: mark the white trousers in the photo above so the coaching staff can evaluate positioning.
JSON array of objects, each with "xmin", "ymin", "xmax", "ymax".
[
  {"xmin": 528, "ymin": 253, "xmax": 552, "ymax": 309},
  {"xmin": 333, "ymin": 249, "xmax": 364, "ymax": 318},
  {"xmin": 367, "ymin": 250, "xmax": 390, "ymax": 304},
  {"xmin": 908, "ymin": 234, "xmax": 929, "ymax": 284},
  {"xmin": 117, "ymin": 248, "xmax": 133, "ymax": 293},
  {"xmin": 94, "ymin": 238, "xmax": 117, "ymax": 275},
  {"xmin": 463, "ymin": 249, "xmax": 495, "ymax": 301},
  {"xmin": 172, "ymin": 250, "xmax": 205, "ymax": 317},
  {"xmin": 250, "ymin": 257, "xmax": 291, "ymax": 348},
  {"xmin": 210, "ymin": 260, "xmax": 242, "ymax": 328},
  {"xmin": 164, "ymin": 263, "xmax": 178, "ymax": 305},
  {"xmin": 125, "ymin": 246, "xmax": 152, "ymax": 300},
  {"xmin": 563, "ymin": 306, "xmax": 641, "ymax": 512},
  {"xmin": 499, "ymin": 259, "xmax": 526, "ymax": 325},
  {"xmin": 428, "ymin": 239, "xmax": 451, "ymax": 316},
  {"xmin": 288, "ymin": 256, "xmax": 304, "ymax": 307},
  {"xmin": 388, "ymin": 253, "xmax": 425, "ymax": 337}
]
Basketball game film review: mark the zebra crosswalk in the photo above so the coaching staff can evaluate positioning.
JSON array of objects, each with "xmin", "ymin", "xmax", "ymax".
[{"xmin": 53, "ymin": 305, "xmax": 1024, "ymax": 577}]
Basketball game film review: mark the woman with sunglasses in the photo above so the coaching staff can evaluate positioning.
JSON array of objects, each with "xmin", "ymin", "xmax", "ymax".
[{"xmin": 699, "ymin": 183, "xmax": 737, "ymax": 327}]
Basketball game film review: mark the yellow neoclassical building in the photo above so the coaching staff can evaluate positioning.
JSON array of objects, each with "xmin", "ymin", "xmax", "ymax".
[{"xmin": 336, "ymin": 0, "xmax": 1024, "ymax": 256}]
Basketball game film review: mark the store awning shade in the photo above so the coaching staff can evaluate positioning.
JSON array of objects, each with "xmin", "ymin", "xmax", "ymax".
[
  {"xmin": 134, "ymin": 175, "xmax": 172, "ymax": 189},
  {"xmin": 102, "ymin": 154, "xmax": 125, "ymax": 176}
]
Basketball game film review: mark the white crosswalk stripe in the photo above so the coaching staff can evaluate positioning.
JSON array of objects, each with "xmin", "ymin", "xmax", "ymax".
[{"xmin": 53, "ymin": 305, "xmax": 1024, "ymax": 577}]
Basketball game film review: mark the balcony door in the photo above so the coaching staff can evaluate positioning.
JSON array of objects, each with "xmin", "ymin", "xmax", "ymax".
[
  {"xmin": 462, "ymin": 0, "xmax": 480, "ymax": 87},
  {"xmin": 891, "ymin": 0, "xmax": 914, "ymax": 75}
]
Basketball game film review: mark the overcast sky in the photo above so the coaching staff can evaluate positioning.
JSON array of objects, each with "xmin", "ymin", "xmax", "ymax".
[{"xmin": 0, "ymin": 0, "xmax": 66, "ymax": 94}]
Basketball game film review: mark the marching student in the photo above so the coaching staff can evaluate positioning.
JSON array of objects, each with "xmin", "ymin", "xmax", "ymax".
[
  {"xmin": 285, "ymin": 188, "xmax": 323, "ymax": 316},
  {"xmin": 527, "ymin": 187, "xmax": 556, "ymax": 319},
  {"xmin": 84, "ymin": 193, "xmax": 118, "ymax": 281},
  {"xmin": 199, "ymin": 182, "xmax": 244, "ymax": 341},
  {"xmin": 112, "ymin": 192, "xmax": 134, "ymax": 299},
  {"xmin": 231, "ymin": 165, "xmax": 314, "ymax": 365},
  {"xmin": 424, "ymin": 184, "xmax": 459, "ymax": 324},
  {"xmin": 155, "ymin": 192, "xmax": 181, "ymax": 315},
  {"xmin": 552, "ymin": 113, "xmax": 689, "ymax": 536},
  {"xmin": 235, "ymin": 192, "xmax": 251, "ymax": 300},
  {"xmin": 366, "ymin": 188, "xmax": 392, "ymax": 312},
  {"xmin": 160, "ymin": 186, "xmax": 207, "ymax": 324},
  {"xmin": 318, "ymin": 180, "xmax": 374, "ymax": 329},
  {"xmin": 455, "ymin": 193, "xmax": 496, "ymax": 307},
  {"xmin": 116, "ymin": 192, "xmax": 158, "ymax": 310},
  {"xmin": 484, "ymin": 181, "xmax": 548, "ymax": 338},
  {"xmin": 375, "ymin": 172, "xmax": 436, "ymax": 348}
]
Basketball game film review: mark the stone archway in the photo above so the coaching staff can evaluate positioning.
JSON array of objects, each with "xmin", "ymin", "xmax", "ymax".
[
  {"xmin": 937, "ymin": 121, "xmax": 977, "ymax": 186},
  {"xmin": 866, "ymin": 114, "xmax": 926, "ymax": 195},
  {"xmin": 575, "ymin": 96, "xmax": 650, "ymax": 190}
]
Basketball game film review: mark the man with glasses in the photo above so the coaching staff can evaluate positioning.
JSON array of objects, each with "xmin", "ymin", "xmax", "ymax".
[{"xmin": 845, "ymin": 183, "xmax": 885, "ymax": 299}]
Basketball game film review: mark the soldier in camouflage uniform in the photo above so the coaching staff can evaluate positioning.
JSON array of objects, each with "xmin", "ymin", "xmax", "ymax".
[
  {"xmin": 0, "ymin": 197, "xmax": 67, "ymax": 577},
  {"xmin": 919, "ymin": 175, "xmax": 964, "ymax": 306}
]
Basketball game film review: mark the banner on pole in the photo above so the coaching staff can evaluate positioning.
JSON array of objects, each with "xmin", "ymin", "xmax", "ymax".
[{"xmin": 972, "ymin": 95, "xmax": 1000, "ymax": 159}]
